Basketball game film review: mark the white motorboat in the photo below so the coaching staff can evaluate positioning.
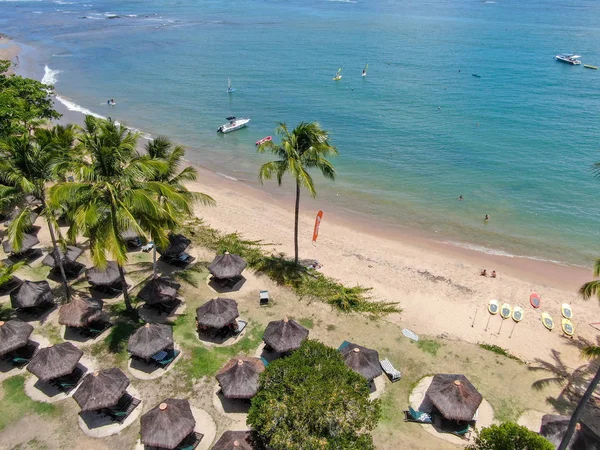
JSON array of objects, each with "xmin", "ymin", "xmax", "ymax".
[
  {"xmin": 217, "ymin": 116, "xmax": 250, "ymax": 133},
  {"xmin": 555, "ymin": 54, "xmax": 581, "ymax": 65}
]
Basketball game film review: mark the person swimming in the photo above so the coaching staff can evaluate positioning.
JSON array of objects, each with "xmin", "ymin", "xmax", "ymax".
[
  {"xmin": 484, "ymin": 214, "xmax": 490, "ymax": 222},
  {"xmin": 459, "ymin": 195, "xmax": 463, "ymax": 201}
]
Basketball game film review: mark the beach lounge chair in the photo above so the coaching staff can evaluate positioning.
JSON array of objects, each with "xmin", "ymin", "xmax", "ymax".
[
  {"xmin": 156, "ymin": 349, "xmax": 180, "ymax": 368},
  {"xmin": 141, "ymin": 242, "xmax": 154, "ymax": 252},
  {"xmin": 81, "ymin": 321, "xmax": 112, "ymax": 339},
  {"xmin": 51, "ymin": 367, "xmax": 84, "ymax": 394},
  {"xmin": 448, "ymin": 424, "xmax": 471, "ymax": 439},
  {"xmin": 404, "ymin": 406, "xmax": 433, "ymax": 424},
  {"xmin": 177, "ymin": 432, "xmax": 203, "ymax": 450},
  {"xmin": 234, "ymin": 320, "xmax": 247, "ymax": 335},
  {"xmin": 261, "ymin": 357, "xmax": 269, "ymax": 367},
  {"xmin": 338, "ymin": 341, "xmax": 351, "ymax": 351},
  {"xmin": 259, "ymin": 290, "xmax": 269, "ymax": 306},
  {"xmin": 380, "ymin": 358, "xmax": 401, "ymax": 382}
]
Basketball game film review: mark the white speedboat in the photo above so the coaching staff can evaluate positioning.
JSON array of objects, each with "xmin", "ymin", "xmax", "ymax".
[
  {"xmin": 217, "ymin": 117, "xmax": 250, "ymax": 133},
  {"xmin": 555, "ymin": 54, "xmax": 581, "ymax": 65}
]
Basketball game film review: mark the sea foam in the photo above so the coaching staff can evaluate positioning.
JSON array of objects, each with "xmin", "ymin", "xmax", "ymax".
[{"xmin": 41, "ymin": 65, "xmax": 61, "ymax": 85}]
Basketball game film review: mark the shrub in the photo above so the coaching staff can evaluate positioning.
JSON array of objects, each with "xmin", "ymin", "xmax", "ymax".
[{"xmin": 467, "ymin": 422, "xmax": 554, "ymax": 450}]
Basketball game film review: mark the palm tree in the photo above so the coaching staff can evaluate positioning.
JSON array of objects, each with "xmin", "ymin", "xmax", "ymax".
[
  {"xmin": 145, "ymin": 136, "xmax": 215, "ymax": 276},
  {"xmin": 49, "ymin": 117, "xmax": 188, "ymax": 312},
  {"xmin": 257, "ymin": 122, "xmax": 338, "ymax": 264},
  {"xmin": 0, "ymin": 128, "xmax": 74, "ymax": 300}
]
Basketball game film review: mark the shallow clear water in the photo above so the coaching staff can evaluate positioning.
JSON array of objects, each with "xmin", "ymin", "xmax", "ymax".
[{"xmin": 2, "ymin": 0, "xmax": 600, "ymax": 265}]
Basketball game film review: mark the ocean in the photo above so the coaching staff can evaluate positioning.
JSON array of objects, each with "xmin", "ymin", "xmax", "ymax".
[{"xmin": 2, "ymin": 0, "xmax": 600, "ymax": 267}]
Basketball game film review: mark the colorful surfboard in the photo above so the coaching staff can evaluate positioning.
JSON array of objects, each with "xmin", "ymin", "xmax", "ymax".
[
  {"xmin": 541, "ymin": 312, "xmax": 554, "ymax": 331},
  {"xmin": 530, "ymin": 293, "xmax": 541, "ymax": 308},
  {"xmin": 561, "ymin": 303, "xmax": 573, "ymax": 319},
  {"xmin": 512, "ymin": 306, "xmax": 524, "ymax": 322},
  {"xmin": 561, "ymin": 319, "xmax": 574, "ymax": 337},
  {"xmin": 488, "ymin": 299, "xmax": 499, "ymax": 315},
  {"xmin": 500, "ymin": 303, "xmax": 512, "ymax": 319}
]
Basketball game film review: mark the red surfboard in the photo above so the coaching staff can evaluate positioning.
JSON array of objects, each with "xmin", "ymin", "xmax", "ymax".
[
  {"xmin": 312, "ymin": 210, "xmax": 323, "ymax": 243},
  {"xmin": 530, "ymin": 293, "xmax": 541, "ymax": 308}
]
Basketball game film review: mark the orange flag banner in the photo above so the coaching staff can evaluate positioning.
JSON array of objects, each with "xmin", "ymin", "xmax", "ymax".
[{"xmin": 312, "ymin": 210, "xmax": 323, "ymax": 243}]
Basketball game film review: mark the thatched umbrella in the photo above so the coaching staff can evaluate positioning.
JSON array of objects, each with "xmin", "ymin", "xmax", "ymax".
[
  {"xmin": 86, "ymin": 261, "xmax": 121, "ymax": 287},
  {"xmin": 41, "ymin": 245, "xmax": 83, "ymax": 268},
  {"xmin": 426, "ymin": 374, "xmax": 483, "ymax": 422},
  {"xmin": 216, "ymin": 357, "xmax": 265, "ymax": 399},
  {"xmin": 27, "ymin": 342, "xmax": 83, "ymax": 382},
  {"xmin": 10, "ymin": 280, "xmax": 54, "ymax": 309},
  {"xmin": 137, "ymin": 276, "xmax": 181, "ymax": 305},
  {"xmin": 540, "ymin": 407, "xmax": 600, "ymax": 449},
  {"xmin": 2, "ymin": 233, "xmax": 39, "ymax": 254},
  {"xmin": 263, "ymin": 317, "xmax": 309, "ymax": 353},
  {"xmin": 158, "ymin": 234, "xmax": 191, "ymax": 258},
  {"xmin": 340, "ymin": 342, "xmax": 382, "ymax": 381},
  {"xmin": 128, "ymin": 323, "xmax": 174, "ymax": 360},
  {"xmin": 0, "ymin": 319, "xmax": 34, "ymax": 356},
  {"xmin": 140, "ymin": 399, "xmax": 196, "ymax": 449},
  {"xmin": 73, "ymin": 368, "xmax": 130, "ymax": 411},
  {"xmin": 212, "ymin": 431, "xmax": 253, "ymax": 450},
  {"xmin": 196, "ymin": 298, "xmax": 239, "ymax": 329},
  {"xmin": 58, "ymin": 297, "xmax": 108, "ymax": 328},
  {"xmin": 208, "ymin": 252, "xmax": 247, "ymax": 280}
]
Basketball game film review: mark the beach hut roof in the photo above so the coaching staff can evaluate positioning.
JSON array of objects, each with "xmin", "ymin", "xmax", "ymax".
[
  {"xmin": 10, "ymin": 280, "xmax": 53, "ymax": 309},
  {"xmin": 340, "ymin": 342, "xmax": 382, "ymax": 381},
  {"xmin": 73, "ymin": 368, "xmax": 130, "ymax": 411},
  {"xmin": 41, "ymin": 245, "xmax": 83, "ymax": 268},
  {"xmin": 128, "ymin": 323, "xmax": 174, "ymax": 360},
  {"xmin": 58, "ymin": 297, "xmax": 108, "ymax": 328},
  {"xmin": 2, "ymin": 233, "xmax": 39, "ymax": 254},
  {"xmin": 196, "ymin": 298, "xmax": 239, "ymax": 329},
  {"xmin": 208, "ymin": 252, "xmax": 247, "ymax": 280},
  {"xmin": 212, "ymin": 430, "xmax": 253, "ymax": 450},
  {"xmin": 137, "ymin": 276, "xmax": 181, "ymax": 305},
  {"xmin": 27, "ymin": 342, "xmax": 83, "ymax": 382},
  {"xmin": 541, "ymin": 407, "xmax": 600, "ymax": 449},
  {"xmin": 157, "ymin": 234, "xmax": 191, "ymax": 258},
  {"xmin": 216, "ymin": 357, "xmax": 265, "ymax": 399},
  {"xmin": 140, "ymin": 399, "xmax": 196, "ymax": 449},
  {"xmin": 263, "ymin": 317, "xmax": 309, "ymax": 353},
  {"xmin": 0, "ymin": 319, "xmax": 34, "ymax": 356},
  {"xmin": 86, "ymin": 261, "xmax": 121, "ymax": 287},
  {"xmin": 426, "ymin": 374, "xmax": 483, "ymax": 421}
]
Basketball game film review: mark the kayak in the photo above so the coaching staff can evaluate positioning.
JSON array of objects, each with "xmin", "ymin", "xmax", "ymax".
[
  {"xmin": 541, "ymin": 312, "xmax": 554, "ymax": 331},
  {"xmin": 561, "ymin": 303, "xmax": 572, "ymax": 319},
  {"xmin": 255, "ymin": 136, "xmax": 272, "ymax": 146},
  {"xmin": 561, "ymin": 318, "xmax": 574, "ymax": 337},
  {"xmin": 500, "ymin": 303, "xmax": 512, "ymax": 319},
  {"xmin": 584, "ymin": 65, "xmax": 598, "ymax": 70},
  {"xmin": 488, "ymin": 299, "xmax": 499, "ymax": 315},
  {"xmin": 512, "ymin": 306, "xmax": 524, "ymax": 322},
  {"xmin": 530, "ymin": 293, "xmax": 541, "ymax": 309}
]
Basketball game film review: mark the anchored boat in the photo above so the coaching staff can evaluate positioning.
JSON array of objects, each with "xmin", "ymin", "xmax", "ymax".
[
  {"xmin": 555, "ymin": 54, "xmax": 582, "ymax": 65},
  {"xmin": 217, "ymin": 117, "xmax": 250, "ymax": 133}
]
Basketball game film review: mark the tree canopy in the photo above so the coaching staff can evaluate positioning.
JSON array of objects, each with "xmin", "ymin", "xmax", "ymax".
[
  {"xmin": 0, "ymin": 60, "xmax": 61, "ymax": 136},
  {"xmin": 468, "ymin": 422, "xmax": 554, "ymax": 450},
  {"xmin": 247, "ymin": 339, "xmax": 380, "ymax": 449}
]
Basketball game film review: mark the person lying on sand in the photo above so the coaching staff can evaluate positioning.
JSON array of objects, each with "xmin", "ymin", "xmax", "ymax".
[{"xmin": 481, "ymin": 269, "xmax": 487, "ymax": 276}]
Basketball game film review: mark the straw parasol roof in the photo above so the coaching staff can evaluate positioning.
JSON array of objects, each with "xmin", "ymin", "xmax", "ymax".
[
  {"xmin": 340, "ymin": 342, "xmax": 382, "ymax": 381},
  {"xmin": 540, "ymin": 407, "xmax": 600, "ymax": 449},
  {"xmin": 216, "ymin": 357, "xmax": 265, "ymax": 399},
  {"xmin": 2, "ymin": 233, "xmax": 39, "ymax": 254},
  {"xmin": 137, "ymin": 276, "xmax": 181, "ymax": 305},
  {"xmin": 212, "ymin": 430, "xmax": 253, "ymax": 450},
  {"xmin": 73, "ymin": 368, "xmax": 130, "ymax": 411},
  {"xmin": 196, "ymin": 298, "xmax": 239, "ymax": 329},
  {"xmin": 0, "ymin": 319, "xmax": 34, "ymax": 356},
  {"xmin": 58, "ymin": 297, "xmax": 108, "ymax": 328},
  {"xmin": 426, "ymin": 374, "xmax": 483, "ymax": 421},
  {"xmin": 263, "ymin": 317, "xmax": 309, "ymax": 353},
  {"xmin": 157, "ymin": 234, "xmax": 191, "ymax": 258},
  {"xmin": 86, "ymin": 261, "xmax": 121, "ymax": 287},
  {"xmin": 140, "ymin": 399, "xmax": 196, "ymax": 449},
  {"xmin": 128, "ymin": 323, "xmax": 174, "ymax": 360},
  {"xmin": 41, "ymin": 245, "xmax": 83, "ymax": 268},
  {"xmin": 208, "ymin": 252, "xmax": 247, "ymax": 280},
  {"xmin": 10, "ymin": 280, "xmax": 53, "ymax": 309},
  {"xmin": 27, "ymin": 342, "xmax": 83, "ymax": 382}
]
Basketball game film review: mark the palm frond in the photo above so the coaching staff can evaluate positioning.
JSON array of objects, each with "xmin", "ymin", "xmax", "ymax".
[
  {"xmin": 579, "ymin": 279, "xmax": 600, "ymax": 301},
  {"xmin": 6, "ymin": 207, "xmax": 34, "ymax": 253}
]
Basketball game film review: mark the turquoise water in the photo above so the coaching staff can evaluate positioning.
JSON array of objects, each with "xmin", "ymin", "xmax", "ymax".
[{"xmin": 2, "ymin": 0, "xmax": 600, "ymax": 266}]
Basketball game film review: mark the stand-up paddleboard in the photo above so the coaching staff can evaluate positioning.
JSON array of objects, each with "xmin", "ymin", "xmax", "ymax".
[
  {"xmin": 561, "ymin": 303, "xmax": 573, "ymax": 319},
  {"xmin": 512, "ymin": 307, "xmax": 524, "ymax": 322},
  {"xmin": 561, "ymin": 318, "xmax": 574, "ymax": 337},
  {"xmin": 530, "ymin": 293, "xmax": 541, "ymax": 308},
  {"xmin": 541, "ymin": 312, "xmax": 554, "ymax": 331},
  {"xmin": 500, "ymin": 303, "xmax": 512, "ymax": 319},
  {"xmin": 402, "ymin": 329, "xmax": 419, "ymax": 342},
  {"xmin": 488, "ymin": 299, "xmax": 499, "ymax": 315},
  {"xmin": 333, "ymin": 67, "xmax": 342, "ymax": 81}
]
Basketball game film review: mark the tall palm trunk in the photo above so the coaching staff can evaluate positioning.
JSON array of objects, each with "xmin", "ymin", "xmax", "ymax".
[
  {"xmin": 117, "ymin": 263, "xmax": 133, "ymax": 312},
  {"xmin": 294, "ymin": 179, "xmax": 300, "ymax": 265},
  {"xmin": 152, "ymin": 247, "xmax": 158, "ymax": 278},
  {"xmin": 557, "ymin": 367, "xmax": 600, "ymax": 450},
  {"xmin": 40, "ymin": 198, "xmax": 70, "ymax": 302}
]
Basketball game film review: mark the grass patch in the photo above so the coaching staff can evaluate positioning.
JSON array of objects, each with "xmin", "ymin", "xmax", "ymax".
[
  {"xmin": 0, "ymin": 376, "xmax": 58, "ymax": 432},
  {"xmin": 479, "ymin": 343, "xmax": 523, "ymax": 363},
  {"xmin": 326, "ymin": 324, "xmax": 336, "ymax": 332},
  {"xmin": 417, "ymin": 339, "xmax": 441, "ymax": 356},
  {"xmin": 35, "ymin": 324, "xmax": 63, "ymax": 345},
  {"xmin": 298, "ymin": 318, "xmax": 314, "ymax": 329},
  {"xmin": 187, "ymin": 220, "xmax": 400, "ymax": 317},
  {"xmin": 494, "ymin": 398, "xmax": 524, "ymax": 422},
  {"xmin": 90, "ymin": 319, "xmax": 141, "ymax": 365}
]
